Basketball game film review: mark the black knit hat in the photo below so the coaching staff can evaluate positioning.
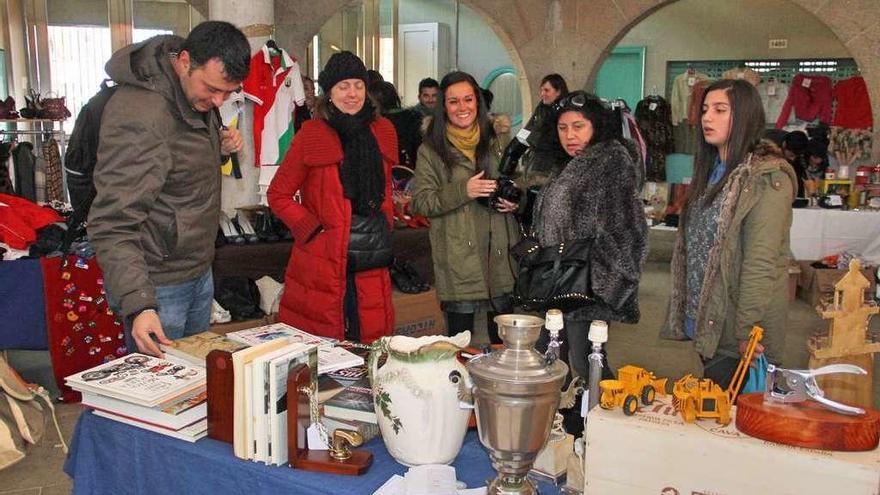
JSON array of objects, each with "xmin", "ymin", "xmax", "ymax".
[{"xmin": 318, "ymin": 51, "xmax": 367, "ymax": 94}]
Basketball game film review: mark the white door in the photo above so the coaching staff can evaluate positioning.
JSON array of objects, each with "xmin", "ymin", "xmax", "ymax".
[{"xmin": 399, "ymin": 23, "xmax": 438, "ymax": 107}]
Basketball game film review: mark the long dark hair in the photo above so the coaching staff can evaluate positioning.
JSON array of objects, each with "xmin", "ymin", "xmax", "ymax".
[
  {"xmin": 687, "ymin": 79, "xmax": 765, "ymax": 206},
  {"xmin": 541, "ymin": 73, "xmax": 569, "ymax": 99},
  {"xmin": 424, "ymin": 71, "xmax": 494, "ymax": 172}
]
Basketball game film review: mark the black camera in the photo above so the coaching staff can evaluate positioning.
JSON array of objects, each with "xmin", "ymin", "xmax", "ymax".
[{"xmin": 479, "ymin": 129, "xmax": 530, "ymax": 209}]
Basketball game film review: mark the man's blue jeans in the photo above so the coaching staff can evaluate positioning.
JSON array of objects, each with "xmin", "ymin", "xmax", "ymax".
[{"xmin": 108, "ymin": 270, "xmax": 214, "ymax": 354}]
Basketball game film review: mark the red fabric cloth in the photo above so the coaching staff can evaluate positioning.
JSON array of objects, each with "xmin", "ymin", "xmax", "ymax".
[
  {"xmin": 687, "ymin": 79, "xmax": 711, "ymax": 125},
  {"xmin": 833, "ymin": 76, "xmax": 873, "ymax": 129},
  {"xmin": 267, "ymin": 117, "xmax": 398, "ymax": 343},
  {"xmin": 41, "ymin": 255, "xmax": 126, "ymax": 403},
  {"xmin": 775, "ymin": 74, "xmax": 832, "ymax": 128},
  {"xmin": 0, "ymin": 193, "xmax": 62, "ymax": 249}
]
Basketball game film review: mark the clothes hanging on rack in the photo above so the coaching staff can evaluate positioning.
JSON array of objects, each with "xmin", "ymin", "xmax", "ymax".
[
  {"xmin": 757, "ymin": 79, "xmax": 791, "ymax": 125},
  {"xmin": 42, "ymin": 137, "xmax": 64, "ymax": 203},
  {"xmin": 670, "ymin": 70, "xmax": 709, "ymax": 125},
  {"xmin": 242, "ymin": 43, "xmax": 306, "ymax": 167},
  {"xmin": 775, "ymin": 73, "xmax": 832, "ymax": 128},
  {"xmin": 12, "ymin": 141, "xmax": 37, "ymax": 202},
  {"xmin": 612, "ymin": 101, "xmax": 647, "ymax": 186},
  {"xmin": 687, "ymin": 79, "xmax": 712, "ymax": 125},
  {"xmin": 0, "ymin": 142, "xmax": 12, "ymax": 195},
  {"xmin": 833, "ymin": 76, "xmax": 872, "ymax": 129},
  {"xmin": 721, "ymin": 67, "xmax": 760, "ymax": 86},
  {"xmin": 635, "ymin": 95, "xmax": 674, "ymax": 182}
]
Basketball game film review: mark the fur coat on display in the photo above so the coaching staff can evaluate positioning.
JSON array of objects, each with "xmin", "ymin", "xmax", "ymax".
[{"xmin": 532, "ymin": 138, "xmax": 648, "ymax": 323}]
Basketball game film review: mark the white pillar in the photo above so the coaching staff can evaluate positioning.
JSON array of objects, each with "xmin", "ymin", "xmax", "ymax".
[{"xmin": 209, "ymin": 0, "xmax": 273, "ymax": 215}]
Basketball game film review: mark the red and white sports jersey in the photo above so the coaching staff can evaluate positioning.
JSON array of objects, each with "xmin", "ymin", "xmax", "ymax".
[{"xmin": 243, "ymin": 45, "xmax": 305, "ymax": 166}]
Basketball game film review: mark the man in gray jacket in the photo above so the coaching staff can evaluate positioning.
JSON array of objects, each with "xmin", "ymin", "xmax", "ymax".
[{"xmin": 88, "ymin": 21, "xmax": 250, "ymax": 356}]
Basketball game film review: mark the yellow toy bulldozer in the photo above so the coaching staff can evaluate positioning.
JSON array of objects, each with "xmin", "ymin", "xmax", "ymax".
[
  {"xmin": 672, "ymin": 326, "xmax": 764, "ymax": 425},
  {"xmin": 599, "ymin": 365, "xmax": 668, "ymax": 416}
]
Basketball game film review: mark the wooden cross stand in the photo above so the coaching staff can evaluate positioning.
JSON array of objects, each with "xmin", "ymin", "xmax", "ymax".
[{"xmin": 286, "ymin": 364, "xmax": 373, "ymax": 475}]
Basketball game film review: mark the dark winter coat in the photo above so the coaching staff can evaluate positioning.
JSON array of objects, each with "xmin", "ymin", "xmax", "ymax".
[
  {"xmin": 267, "ymin": 117, "xmax": 397, "ymax": 343},
  {"xmin": 661, "ymin": 141, "xmax": 796, "ymax": 361},
  {"xmin": 88, "ymin": 35, "xmax": 224, "ymax": 318},
  {"xmin": 532, "ymin": 139, "xmax": 648, "ymax": 323}
]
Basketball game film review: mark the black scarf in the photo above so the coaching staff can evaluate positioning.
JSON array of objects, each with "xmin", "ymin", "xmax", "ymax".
[{"xmin": 327, "ymin": 99, "xmax": 385, "ymax": 216}]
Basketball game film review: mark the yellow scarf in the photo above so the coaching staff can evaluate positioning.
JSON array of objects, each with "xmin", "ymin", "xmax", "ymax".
[{"xmin": 446, "ymin": 123, "xmax": 480, "ymax": 165}]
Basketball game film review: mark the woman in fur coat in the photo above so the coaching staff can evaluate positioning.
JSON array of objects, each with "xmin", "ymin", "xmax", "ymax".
[
  {"xmin": 661, "ymin": 79, "xmax": 796, "ymax": 390},
  {"xmin": 531, "ymin": 91, "xmax": 648, "ymax": 381}
]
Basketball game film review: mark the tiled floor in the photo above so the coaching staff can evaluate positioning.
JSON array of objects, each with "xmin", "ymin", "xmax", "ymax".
[{"xmin": 1, "ymin": 260, "xmax": 877, "ymax": 494}]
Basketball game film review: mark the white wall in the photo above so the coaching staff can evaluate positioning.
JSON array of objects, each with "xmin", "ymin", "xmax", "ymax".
[
  {"xmin": 618, "ymin": 0, "xmax": 851, "ymax": 95},
  {"xmin": 398, "ymin": 0, "xmax": 512, "ymax": 87}
]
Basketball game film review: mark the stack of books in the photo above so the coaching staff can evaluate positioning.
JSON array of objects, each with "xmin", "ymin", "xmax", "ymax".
[
  {"xmin": 316, "ymin": 340, "xmax": 380, "ymax": 441},
  {"xmin": 65, "ymin": 353, "xmax": 208, "ymax": 442},
  {"xmin": 231, "ymin": 339, "xmax": 318, "ymax": 465}
]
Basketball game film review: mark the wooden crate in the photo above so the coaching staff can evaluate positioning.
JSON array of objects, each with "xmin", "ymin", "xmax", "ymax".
[{"xmin": 584, "ymin": 398, "xmax": 879, "ymax": 495}]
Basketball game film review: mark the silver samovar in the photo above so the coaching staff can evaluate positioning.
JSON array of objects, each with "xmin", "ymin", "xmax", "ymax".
[{"xmin": 461, "ymin": 314, "xmax": 568, "ymax": 494}]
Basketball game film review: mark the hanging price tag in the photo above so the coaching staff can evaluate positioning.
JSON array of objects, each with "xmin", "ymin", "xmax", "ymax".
[
  {"xmin": 767, "ymin": 84, "xmax": 777, "ymax": 96},
  {"xmin": 736, "ymin": 71, "xmax": 745, "ymax": 79},
  {"xmin": 649, "ymin": 102, "xmax": 658, "ymax": 111},
  {"xmin": 687, "ymin": 76, "xmax": 696, "ymax": 87},
  {"xmin": 307, "ymin": 423, "xmax": 330, "ymax": 450},
  {"xmin": 802, "ymin": 77, "xmax": 812, "ymax": 88}
]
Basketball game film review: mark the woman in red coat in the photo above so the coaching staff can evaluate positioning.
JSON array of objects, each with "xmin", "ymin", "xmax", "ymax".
[{"xmin": 268, "ymin": 51, "xmax": 397, "ymax": 343}]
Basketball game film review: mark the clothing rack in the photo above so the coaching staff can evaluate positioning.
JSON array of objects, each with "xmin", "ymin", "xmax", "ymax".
[{"xmin": 0, "ymin": 122, "xmax": 68, "ymax": 203}]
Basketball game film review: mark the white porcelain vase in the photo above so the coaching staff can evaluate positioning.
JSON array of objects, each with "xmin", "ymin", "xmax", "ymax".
[{"xmin": 368, "ymin": 331, "xmax": 472, "ymax": 466}]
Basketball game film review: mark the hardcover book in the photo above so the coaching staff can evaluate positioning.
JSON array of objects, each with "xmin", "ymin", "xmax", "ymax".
[
  {"xmin": 65, "ymin": 353, "xmax": 206, "ymax": 407},
  {"xmin": 93, "ymin": 410, "xmax": 208, "ymax": 443},
  {"xmin": 227, "ymin": 324, "xmax": 361, "ymax": 376},
  {"xmin": 80, "ymin": 389, "xmax": 206, "ymax": 431},
  {"xmin": 160, "ymin": 331, "xmax": 247, "ymax": 366},
  {"xmin": 231, "ymin": 339, "xmax": 290, "ymax": 459},
  {"xmin": 267, "ymin": 343, "xmax": 317, "ymax": 465},
  {"xmin": 321, "ymin": 415, "xmax": 380, "ymax": 443},
  {"xmin": 322, "ymin": 376, "xmax": 376, "ymax": 423},
  {"xmin": 226, "ymin": 323, "xmax": 335, "ymax": 349}
]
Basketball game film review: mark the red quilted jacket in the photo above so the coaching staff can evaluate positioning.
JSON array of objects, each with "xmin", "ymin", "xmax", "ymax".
[
  {"xmin": 267, "ymin": 117, "xmax": 397, "ymax": 343},
  {"xmin": 0, "ymin": 193, "xmax": 62, "ymax": 249}
]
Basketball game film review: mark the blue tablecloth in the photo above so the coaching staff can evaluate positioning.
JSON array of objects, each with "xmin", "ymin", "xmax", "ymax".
[
  {"xmin": 0, "ymin": 258, "xmax": 47, "ymax": 349},
  {"xmin": 64, "ymin": 410, "xmax": 562, "ymax": 495}
]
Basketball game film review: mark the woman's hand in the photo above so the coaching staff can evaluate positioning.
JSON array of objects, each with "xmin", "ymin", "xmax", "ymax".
[
  {"xmin": 495, "ymin": 198, "xmax": 518, "ymax": 213},
  {"xmin": 466, "ymin": 171, "xmax": 497, "ymax": 199}
]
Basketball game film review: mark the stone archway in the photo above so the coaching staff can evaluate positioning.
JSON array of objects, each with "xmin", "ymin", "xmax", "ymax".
[{"xmin": 271, "ymin": 0, "xmax": 880, "ymax": 157}]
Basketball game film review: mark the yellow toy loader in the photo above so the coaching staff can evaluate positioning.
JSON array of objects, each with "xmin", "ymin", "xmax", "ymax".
[
  {"xmin": 672, "ymin": 326, "xmax": 764, "ymax": 425},
  {"xmin": 599, "ymin": 365, "xmax": 668, "ymax": 415}
]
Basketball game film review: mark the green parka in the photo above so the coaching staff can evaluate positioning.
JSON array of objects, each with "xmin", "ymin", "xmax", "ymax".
[
  {"xmin": 661, "ymin": 141, "xmax": 796, "ymax": 362},
  {"xmin": 410, "ymin": 137, "xmax": 520, "ymax": 302}
]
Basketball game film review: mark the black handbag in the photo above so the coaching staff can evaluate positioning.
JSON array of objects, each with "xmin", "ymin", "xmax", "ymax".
[
  {"xmin": 511, "ymin": 236, "xmax": 593, "ymax": 312},
  {"xmin": 347, "ymin": 212, "xmax": 393, "ymax": 272}
]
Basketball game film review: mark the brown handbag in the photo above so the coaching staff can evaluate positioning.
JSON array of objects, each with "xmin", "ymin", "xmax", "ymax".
[{"xmin": 40, "ymin": 95, "xmax": 71, "ymax": 120}]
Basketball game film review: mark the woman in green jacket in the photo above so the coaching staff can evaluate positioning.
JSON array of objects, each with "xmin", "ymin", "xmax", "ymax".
[
  {"xmin": 411, "ymin": 71, "xmax": 520, "ymax": 344},
  {"xmin": 661, "ymin": 79, "xmax": 796, "ymax": 389}
]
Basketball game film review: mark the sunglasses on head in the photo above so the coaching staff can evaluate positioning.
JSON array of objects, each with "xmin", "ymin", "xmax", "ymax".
[{"xmin": 553, "ymin": 92, "xmax": 611, "ymax": 114}]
